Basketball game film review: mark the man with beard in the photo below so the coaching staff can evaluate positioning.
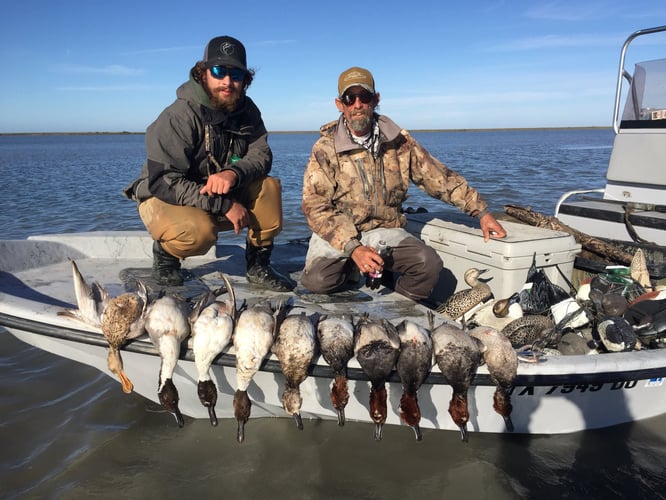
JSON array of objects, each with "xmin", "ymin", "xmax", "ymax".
[
  {"xmin": 300, "ymin": 67, "xmax": 506, "ymax": 302},
  {"xmin": 124, "ymin": 36, "xmax": 293, "ymax": 291}
]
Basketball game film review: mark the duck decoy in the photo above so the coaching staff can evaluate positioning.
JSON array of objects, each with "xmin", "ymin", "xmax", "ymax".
[
  {"xmin": 395, "ymin": 319, "xmax": 432, "ymax": 441},
  {"xmin": 273, "ymin": 310, "xmax": 318, "ymax": 430},
  {"xmin": 467, "ymin": 292, "xmax": 523, "ymax": 330},
  {"xmin": 189, "ymin": 273, "xmax": 237, "ymax": 427},
  {"xmin": 431, "ymin": 319, "xmax": 483, "ymax": 442},
  {"xmin": 469, "ymin": 325, "xmax": 518, "ymax": 432},
  {"xmin": 316, "ymin": 314, "xmax": 355, "ymax": 426},
  {"xmin": 436, "ymin": 268, "xmax": 493, "ymax": 321},
  {"xmin": 58, "ymin": 260, "xmax": 148, "ymax": 394},
  {"xmin": 354, "ymin": 313, "xmax": 401, "ymax": 441},
  {"xmin": 501, "ymin": 315, "xmax": 555, "ymax": 348},
  {"xmin": 144, "ymin": 292, "xmax": 191, "ymax": 427},
  {"xmin": 233, "ymin": 299, "xmax": 285, "ymax": 443}
]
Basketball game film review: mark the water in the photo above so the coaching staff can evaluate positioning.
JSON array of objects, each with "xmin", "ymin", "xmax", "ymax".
[{"xmin": 2, "ymin": 130, "xmax": 666, "ymax": 499}]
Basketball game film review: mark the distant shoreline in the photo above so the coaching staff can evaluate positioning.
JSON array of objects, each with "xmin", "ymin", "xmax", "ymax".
[{"xmin": 0, "ymin": 126, "xmax": 611, "ymax": 136}]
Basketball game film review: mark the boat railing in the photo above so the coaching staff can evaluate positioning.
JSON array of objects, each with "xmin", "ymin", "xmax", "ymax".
[
  {"xmin": 613, "ymin": 25, "xmax": 666, "ymax": 134},
  {"xmin": 554, "ymin": 188, "xmax": 605, "ymax": 217}
]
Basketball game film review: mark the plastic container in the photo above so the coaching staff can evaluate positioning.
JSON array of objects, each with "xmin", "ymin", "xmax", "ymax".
[{"xmin": 406, "ymin": 213, "xmax": 581, "ymax": 301}]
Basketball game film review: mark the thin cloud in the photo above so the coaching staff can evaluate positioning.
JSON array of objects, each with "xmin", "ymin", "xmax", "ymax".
[
  {"xmin": 56, "ymin": 84, "xmax": 155, "ymax": 91},
  {"xmin": 525, "ymin": 2, "xmax": 622, "ymax": 21},
  {"xmin": 489, "ymin": 33, "xmax": 621, "ymax": 51},
  {"xmin": 51, "ymin": 64, "xmax": 145, "ymax": 76}
]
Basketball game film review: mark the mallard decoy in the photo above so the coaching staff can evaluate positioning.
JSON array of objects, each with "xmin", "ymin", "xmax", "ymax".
[
  {"xmin": 316, "ymin": 315, "xmax": 355, "ymax": 426},
  {"xmin": 354, "ymin": 313, "xmax": 401, "ymax": 441},
  {"xmin": 273, "ymin": 310, "xmax": 318, "ymax": 430},
  {"xmin": 58, "ymin": 260, "xmax": 148, "ymax": 394},
  {"xmin": 469, "ymin": 325, "xmax": 518, "ymax": 432},
  {"xmin": 144, "ymin": 292, "xmax": 191, "ymax": 427},
  {"xmin": 431, "ymin": 318, "xmax": 482, "ymax": 442},
  {"xmin": 436, "ymin": 268, "xmax": 493, "ymax": 321},
  {"xmin": 189, "ymin": 273, "xmax": 237, "ymax": 427},
  {"xmin": 395, "ymin": 319, "xmax": 433, "ymax": 441}
]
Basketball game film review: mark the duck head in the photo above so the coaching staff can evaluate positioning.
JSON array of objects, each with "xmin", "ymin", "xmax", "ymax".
[
  {"xmin": 158, "ymin": 378, "xmax": 184, "ymax": 427},
  {"xmin": 369, "ymin": 385, "xmax": 388, "ymax": 441},
  {"xmin": 107, "ymin": 347, "xmax": 133, "ymax": 394},
  {"xmin": 399, "ymin": 392, "xmax": 422, "ymax": 441},
  {"xmin": 330, "ymin": 375, "xmax": 350, "ymax": 426},
  {"xmin": 282, "ymin": 386, "xmax": 304, "ymax": 430},
  {"xmin": 197, "ymin": 379, "xmax": 219, "ymax": 427},
  {"xmin": 448, "ymin": 393, "xmax": 470, "ymax": 442},
  {"xmin": 233, "ymin": 389, "xmax": 251, "ymax": 444}
]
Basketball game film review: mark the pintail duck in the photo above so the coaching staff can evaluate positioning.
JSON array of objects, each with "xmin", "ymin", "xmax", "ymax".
[
  {"xmin": 431, "ymin": 318, "xmax": 483, "ymax": 442},
  {"xmin": 501, "ymin": 315, "xmax": 555, "ymax": 348},
  {"xmin": 436, "ymin": 268, "xmax": 493, "ymax": 321},
  {"xmin": 468, "ymin": 292, "xmax": 523, "ymax": 330},
  {"xmin": 233, "ymin": 299, "xmax": 285, "ymax": 443},
  {"xmin": 354, "ymin": 313, "xmax": 401, "ymax": 441},
  {"xmin": 395, "ymin": 319, "xmax": 433, "ymax": 441},
  {"xmin": 273, "ymin": 309, "xmax": 318, "ymax": 430},
  {"xmin": 58, "ymin": 260, "xmax": 148, "ymax": 394},
  {"xmin": 316, "ymin": 315, "xmax": 355, "ymax": 426},
  {"xmin": 469, "ymin": 325, "xmax": 518, "ymax": 432},
  {"xmin": 144, "ymin": 292, "xmax": 191, "ymax": 427},
  {"xmin": 189, "ymin": 273, "xmax": 237, "ymax": 426}
]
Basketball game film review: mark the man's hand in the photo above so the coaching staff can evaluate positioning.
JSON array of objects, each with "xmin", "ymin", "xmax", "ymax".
[
  {"xmin": 200, "ymin": 170, "xmax": 238, "ymax": 196},
  {"xmin": 480, "ymin": 212, "xmax": 507, "ymax": 242},
  {"xmin": 224, "ymin": 200, "xmax": 249, "ymax": 234},
  {"xmin": 351, "ymin": 245, "xmax": 384, "ymax": 275}
]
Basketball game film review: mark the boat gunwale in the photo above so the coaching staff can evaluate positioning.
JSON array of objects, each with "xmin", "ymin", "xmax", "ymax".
[{"xmin": 4, "ymin": 310, "xmax": 666, "ymax": 388}]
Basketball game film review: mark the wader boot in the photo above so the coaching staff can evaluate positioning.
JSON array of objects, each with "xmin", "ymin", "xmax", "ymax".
[
  {"xmin": 245, "ymin": 243, "xmax": 295, "ymax": 292},
  {"xmin": 152, "ymin": 241, "xmax": 183, "ymax": 286}
]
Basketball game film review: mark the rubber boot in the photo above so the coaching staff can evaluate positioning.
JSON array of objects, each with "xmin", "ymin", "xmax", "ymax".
[
  {"xmin": 152, "ymin": 241, "xmax": 183, "ymax": 286},
  {"xmin": 245, "ymin": 243, "xmax": 295, "ymax": 292}
]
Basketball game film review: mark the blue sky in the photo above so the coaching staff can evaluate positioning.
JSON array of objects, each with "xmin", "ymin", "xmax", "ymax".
[{"xmin": 1, "ymin": 1, "xmax": 666, "ymax": 133}]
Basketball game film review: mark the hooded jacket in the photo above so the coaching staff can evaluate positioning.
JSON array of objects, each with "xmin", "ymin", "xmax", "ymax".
[
  {"xmin": 124, "ymin": 72, "xmax": 271, "ymax": 215},
  {"xmin": 302, "ymin": 114, "xmax": 489, "ymax": 254}
]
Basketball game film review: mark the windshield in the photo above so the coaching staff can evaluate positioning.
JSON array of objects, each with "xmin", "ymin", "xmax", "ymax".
[{"xmin": 621, "ymin": 58, "xmax": 666, "ymax": 122}]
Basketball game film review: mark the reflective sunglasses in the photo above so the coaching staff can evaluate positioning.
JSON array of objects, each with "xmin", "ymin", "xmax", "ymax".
[
  {"xmin": 210, "ymin": 66, "xmax": 246, "ymax": 82},
  {"xmin": 340, "ymin": 89, "xmax": 375, "ymax": 106}
]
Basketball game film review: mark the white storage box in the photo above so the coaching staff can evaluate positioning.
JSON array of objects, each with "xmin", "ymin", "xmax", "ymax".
[{"xmin": 405, "ymin": 212, "xmax": 581, "ymax": 302}]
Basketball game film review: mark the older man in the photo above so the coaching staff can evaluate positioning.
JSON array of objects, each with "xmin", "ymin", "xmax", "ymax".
[{"xmin": 301, "ymin": 66, "xmax": 506, "ymax": 301}]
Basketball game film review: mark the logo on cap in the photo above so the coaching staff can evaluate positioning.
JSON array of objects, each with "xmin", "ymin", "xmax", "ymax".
[{"xmin": 220, "ymin": 42, "xmax": 235, "ymax": 55}]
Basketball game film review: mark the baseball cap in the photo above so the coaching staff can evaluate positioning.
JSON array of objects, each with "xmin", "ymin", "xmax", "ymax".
[
  {"xmin": 338, "ymin": 67, "xmax": 375, "ymax": 96},
  {"xmin": 203, "ymin": 36, "xmax": 247, "ymax": 71}
]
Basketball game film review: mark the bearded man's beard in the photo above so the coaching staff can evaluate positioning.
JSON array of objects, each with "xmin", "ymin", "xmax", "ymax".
[
  {"xmin": 209, "ymin": 87, "xmax": 242, "ymax": 113},
  {"xmin": 348, "ymin": 113, "xmax": 373, "ymax": 134}
]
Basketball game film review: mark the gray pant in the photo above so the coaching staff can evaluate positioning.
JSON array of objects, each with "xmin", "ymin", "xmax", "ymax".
[{"xmin": 301, "ymin": 228, "xmax": 442, "ymax": 301}]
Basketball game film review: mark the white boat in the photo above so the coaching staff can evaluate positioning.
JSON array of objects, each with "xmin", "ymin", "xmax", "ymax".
[
  {"xmin": 1, "ymin": 223, "xmax": 665, "ymax": 436},
  {"xmin": 2, "ymin": 26, "xmax": 666, "ymax": 437},
  {"xmin": 555, "ymin": 25, "xmax": 666, "ymax": 279}
]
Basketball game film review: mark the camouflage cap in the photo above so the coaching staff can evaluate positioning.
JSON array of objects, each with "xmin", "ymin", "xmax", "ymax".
[{"xmin": 338, "ymin": 67, "xmax": 375, "ymax": 96}]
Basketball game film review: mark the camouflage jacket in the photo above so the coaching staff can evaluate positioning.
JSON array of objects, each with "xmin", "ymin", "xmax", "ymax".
[{"xmin": 302, "ymin": 114, "xmax": 489, "ymax": 254}]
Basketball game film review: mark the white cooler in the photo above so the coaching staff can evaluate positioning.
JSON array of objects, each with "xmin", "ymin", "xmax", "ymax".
[{"xmin": 405, "ymin": 212, "xmax": 581, "ymax": 301}]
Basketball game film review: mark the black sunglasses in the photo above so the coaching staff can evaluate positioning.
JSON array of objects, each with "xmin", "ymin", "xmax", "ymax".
[
  {"xmin": 210, "ymin": 66, "xmax": 246, "ymax": 82},
  {"xmin": 340, "ymin": 90, "xmax": 375, "ymax": 106}
]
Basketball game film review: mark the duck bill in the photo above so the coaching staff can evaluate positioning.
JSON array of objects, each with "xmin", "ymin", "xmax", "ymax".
[
  {"xmin": 237, "ymin": 420, "xmax": 246, "ymax": 444},
  {"xmin": 458, "ymin": 424, "xmax": 469, "ymax": 442},
  {"xmin": 503, "ymin": 415, "xmax": 514, "ymax": 433},
  {"xmin": 172, "ymin": 408, "xmax": 185, "ymax": 428},
  {"xmin": 293, "ymin": 413, "xmax": 304, "ymax": 430},
  {"xmin": 336, "ymin": 408, "xmax": 346, "ymax": 427},
  {"xmin": 118, "ymin": 369, "xmax": 134, "ymax": 394},
  {"xmin": 373, "ymin": 423, "xmax": 384, "ymax": 441},
  {"xmin": 412, "ymin": 424, "xmax": 423, "ymax": 441},
  {"xmin": 208, "ymin": 406, "xmax": 218, "ymax": 427}
]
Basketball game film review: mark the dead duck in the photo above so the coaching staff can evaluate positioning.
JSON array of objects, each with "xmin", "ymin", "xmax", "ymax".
[
  {"xmin": 469, "ymin": 325, "xmax": 518, "ymax": 432},
  {"xmin": 316, "ymin": 314, "xmax": 355, "ymax": 426},
  {"xmin": 431, "ymin": 319, "xmax": 483, "ymax": 442},
  {"xmin": 436, "ymin": 268, "xmax": 493, "ymax": 321},
  {"xmin": 395, "ymin": 319, "xmax": 433, "ymax": 441},
  {"xmin": 58, "ymin": 260, "xmax": 148, "ymax": 394},
  {"xmin": 189, "ymin": 273, "xmax": 237, "ymax": 427},
  {"xmin": 354, "ymin": 313, "xmax": 401, "ymax": 441},
  {"xmin": 233, "ymin": 299, "xmax": 285, "ymax": 443},
  {"xmin": 144, "ymin": 292, "xmax": 191, "ymax": 427},
  {"xmin": 467, "ymin": 292, "xmax": 523, "ymax": 330},
  {"xmin": 273, "ymin": 310, "xmax": 318, "ymax": 430}
]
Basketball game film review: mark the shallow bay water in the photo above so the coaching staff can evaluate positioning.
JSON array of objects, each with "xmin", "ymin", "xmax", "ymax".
[{"xmin": 2, "ymin": 130, "xmax": 666, "ymax": 499}]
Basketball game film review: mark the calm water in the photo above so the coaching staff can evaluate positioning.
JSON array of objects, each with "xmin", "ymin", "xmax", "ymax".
[{"xmin": 2, "ymin": 130, "xmax": 666, "ymax": 499}]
